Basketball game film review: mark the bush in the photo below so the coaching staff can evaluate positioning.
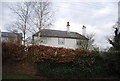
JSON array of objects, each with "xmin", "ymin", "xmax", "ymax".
[
  {"xmin": 91, "ymin": 51, "xmax": 120, "ymax": 78},
  {"xmin": 2, "ymin": 43, "xmax": 26, "ymax": 63},
  {"xmin": 2, "ymin": 43, "xmax": 97, "ymax": 63},
  {"xmin": 2, "ymin": 43, "xmax": 119, "ymax": 79},
  {"xmin": 36, "ymin": 62, "xmax": 93, "ymax": 79}
]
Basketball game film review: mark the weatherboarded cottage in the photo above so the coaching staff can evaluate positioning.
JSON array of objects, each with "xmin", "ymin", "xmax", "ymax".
[{"xmin": 33, "ymin": 22, "xmax": 88, "ymax": 49}]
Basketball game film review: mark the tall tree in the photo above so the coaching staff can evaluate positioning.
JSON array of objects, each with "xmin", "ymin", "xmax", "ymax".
[
  {"xmin": 7, "ymin": 2, "xmax": 34, "ymax": 45},
  {"xmin": 7, "ymin": 1, "xmax": 53, "ymax": 45},
  {"xmin": 108, "ymin": 22, "xmax": 120, "ymax": 50},
  {"xmin": 29, "ymin": 1, "xmax": 53, "ymax": 45},
  {"xmin": 31, "ymin": 1, "xmax": 53, "ymax": 31}
]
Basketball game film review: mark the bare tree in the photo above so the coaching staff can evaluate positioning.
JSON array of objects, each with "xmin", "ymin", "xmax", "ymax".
[
  {"xmin": 77, "ymin": 39, "xmax": 88, "ymax": 50},
  {"xmin": 6, "ymin": 1, "xmax": 54, "ymax": 45},
  {"xmin": 30, "ymin": 1, "xmax": 53, "ymax": 45},
  {"xmin": 31, "ymin": 1, "xmax": 53, "ymax": 31},
  {"xmin": 77, "ymin": 33, "xmax": 95, "ymax": 50},
  {"xmin": 7, "ymin": 2, "xmax": 34, "ymax": 45},
  {"xmin": 86, "ymin": 33, "xmax": 95, "ymax": 50}
]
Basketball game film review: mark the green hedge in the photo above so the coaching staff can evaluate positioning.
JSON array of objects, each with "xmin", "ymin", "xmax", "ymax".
[{"xmin": 35, "ymin": 51, "xmax": 120, "ymax": 79}]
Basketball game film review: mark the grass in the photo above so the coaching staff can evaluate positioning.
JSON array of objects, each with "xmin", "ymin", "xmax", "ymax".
[
  {"xmin": 2, "ymin": 74, "xmax": 48, "ymax": 79},
  {"xmin": 2, "ymin": 74, "xmax": 119, "ymax": 80},
  {"xmin": 2, "ymin": 74, "xmax": 34, "ymax": 79}
]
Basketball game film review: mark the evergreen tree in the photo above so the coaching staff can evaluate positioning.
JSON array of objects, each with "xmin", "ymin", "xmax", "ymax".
[{"xmin": 108, "ymin": 24, "xmax": 120, "ymax": 50}]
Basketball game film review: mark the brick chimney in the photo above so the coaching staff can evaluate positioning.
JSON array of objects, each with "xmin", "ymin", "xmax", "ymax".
[{"xmin": 66, "ymin": 22, "xmax": 70, "ymax": 32}]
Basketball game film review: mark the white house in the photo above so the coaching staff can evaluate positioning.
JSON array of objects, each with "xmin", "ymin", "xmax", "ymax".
[{"xmin": 33, "ymin": 22, "xmax": 89, "ymax": 49}]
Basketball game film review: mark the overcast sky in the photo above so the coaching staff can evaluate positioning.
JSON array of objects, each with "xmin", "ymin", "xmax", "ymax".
[
  {"xmin": 0, "ymin": 0, "xmax": 119, "ymax": 50},
  {"xmin": 52, "ymin": 1, "xmax": 119, "ymax": 50}
]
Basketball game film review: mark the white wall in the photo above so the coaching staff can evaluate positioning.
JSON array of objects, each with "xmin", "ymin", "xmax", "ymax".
[
  {"xmin": 76, "ymin": 39, "xmax": 89, "ymax": 49},
  {"xmin": 34, "ymin": 36, "xmax": 78, "ymax": 49}
]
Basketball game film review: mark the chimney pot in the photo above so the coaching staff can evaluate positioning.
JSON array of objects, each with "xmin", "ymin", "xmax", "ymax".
[
  {"xmin": 67, "ymin": 22, "xmax": 70, "ymax": 26},
  {"xmin": 66, "ymin": 22, "xmax": 70, "ymax": 32},
  {"xmin": 82, "ymin": 25, "xmax": 86, "ymax": 36},
  {"xmin": 82, "ymin": 25, "xmax": 86, "ymax": 29}
]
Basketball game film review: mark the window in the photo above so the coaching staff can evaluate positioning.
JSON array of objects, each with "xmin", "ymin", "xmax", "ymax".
[
  {"xmin": 58, "ymin": 38, "xmax": 65, "ymax": 44},
  {"xmin": 40, "ymin": 38, "xmax": 47, "ymax": 44},
  {"xmin": 76, "ymin": 40, "xmax": 82, "ymax": 45}
]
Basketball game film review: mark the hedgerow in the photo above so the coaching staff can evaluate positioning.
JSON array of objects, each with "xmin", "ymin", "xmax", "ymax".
[
  {"xmin": 2, "ymin": 43, "xmax": 26, "ymax": 62},
  {"xmin": 2, "ymin": 43, "xmax": 97, "ymax": 64},
  {"xmin": 4, "ymin": 43, "xmax": 120, "ymax": 79}
]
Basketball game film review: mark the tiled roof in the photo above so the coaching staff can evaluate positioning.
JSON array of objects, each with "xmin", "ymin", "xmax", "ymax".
[{"xmin": 33, "ymin": 29, "xmax": 88, "ymax": 40}]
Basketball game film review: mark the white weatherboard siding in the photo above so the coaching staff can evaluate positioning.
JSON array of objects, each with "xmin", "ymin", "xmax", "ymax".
[{"xmin": 34, "ymin": 36, "xmax": 78, "ymax": 49}]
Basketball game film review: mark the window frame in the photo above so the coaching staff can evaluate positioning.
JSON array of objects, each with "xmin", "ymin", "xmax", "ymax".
[
  {"xmin": 58, "ymin": 38, "xmax": 65, "ymax": 45},
  {"xmin": 40, "ymin": 37, "xmax": 47, "ymax": 44},
  {"xmin": 76, "ymin": 40, "xmax": 82, "ymax": 45}
]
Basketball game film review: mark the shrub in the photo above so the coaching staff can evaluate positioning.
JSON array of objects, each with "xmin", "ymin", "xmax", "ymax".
[
  {"xmin": 2, "ymin": 43, "xmax": 26, "ymax": 63},
  {"xmin": 91, "ymin": 51, "xmax": 120, "ymax": 78},
  {"xmin": 3, "ymin": 43, "xmax": 120, "ymax": 79}
]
